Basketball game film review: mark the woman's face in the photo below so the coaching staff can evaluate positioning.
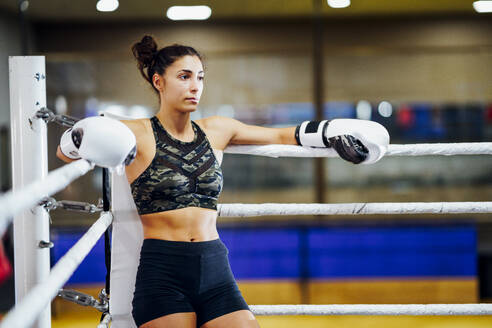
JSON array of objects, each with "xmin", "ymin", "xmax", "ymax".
[{"xmin": 155, "ymin": 55, "xmax": 204, "ymax": 113}]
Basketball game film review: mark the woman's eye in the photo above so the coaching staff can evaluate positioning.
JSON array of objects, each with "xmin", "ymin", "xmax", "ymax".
[
  {"xmin": 198, "ymin": 76, "xmax": 204, "ymax": 81},
  {"xmin": 179, "ymin": 75, "xmax": 189, "ymax": 80}
]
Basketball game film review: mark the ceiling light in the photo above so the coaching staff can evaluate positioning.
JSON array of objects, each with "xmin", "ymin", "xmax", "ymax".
[
  {"xmin": 473, "ymin": 1, "xmax": 492, "ymax": 12},
  {"xmin": 327, "ymin": 0, "xmax": 351, "ymax": 9},
  {"xmin": 356, "ymin": 100, "xmax": 372, "ymax": 120},
  {"xmin": 55, "ymin": 95, "xmax": 67, "ymax": 115},
  {"xmin": 19, "ymin": 1, "xmax": 29, "ymax": 12},
  {"xmin": 378, "ymin": 101, "xmax": 393, "ymax": 118},
  {"xmin": 96, "ymin": 0, "xmax": 119, "ymax": 12},
  {"xmin": 166, "ymin": 6, "xmax": 212, "ymax": 20}
]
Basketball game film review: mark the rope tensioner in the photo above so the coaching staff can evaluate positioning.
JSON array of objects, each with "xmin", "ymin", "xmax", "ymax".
[
  {"xmin": 58, "ymin": 288, "xmax": 109, "ymax": 313},
  {"xmin": 40, "ymin": 197, "xmax": 103, "ymax": 214},
  {"xmin": 34, "ymin": 107, "xmax": 79, "ymax": 128}
]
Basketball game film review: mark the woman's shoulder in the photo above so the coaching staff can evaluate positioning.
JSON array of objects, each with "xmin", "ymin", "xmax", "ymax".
[
  {"xmin": 195, "ymin": 116, "xmax": 238, "ymax": 151},
  {"xmin": 120, "ymin": 118, "xmax": 156, "ymax": 163},
  {"xmin": 196, "ymin": 115, "xmax": 237, "ymax": 131},
  {"xmin": 120, "ymin": 118, "xmax": 152, "ymax": 136}
]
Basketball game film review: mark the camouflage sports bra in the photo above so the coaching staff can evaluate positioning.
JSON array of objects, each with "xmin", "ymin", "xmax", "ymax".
[{"xmin": 130, "ymin": 116, "xmax": 223, "ymax": 215}]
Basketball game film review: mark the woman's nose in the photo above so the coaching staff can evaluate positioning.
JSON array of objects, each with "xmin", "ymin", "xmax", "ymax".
[{"xmin": 190, "ymin": 80, "xmax": 200, "ymax": 92}]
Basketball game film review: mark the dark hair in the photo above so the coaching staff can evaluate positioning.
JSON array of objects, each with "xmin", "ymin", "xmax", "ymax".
[{"xmin": 131, "ymin": 35, "xmax": 203, "ymax": 95}]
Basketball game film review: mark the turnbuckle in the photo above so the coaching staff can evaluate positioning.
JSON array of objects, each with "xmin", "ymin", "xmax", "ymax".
[
  {"xmin": 35, "ymin": 107, "xmax": 79, "ymax": 128},
  {"xmin": 58, "ymin": 288, "xmax": 109, "ymax": 313},
  {"xmin": 39, "ymin": 197, "xmax": 103, "ymax": 214}
]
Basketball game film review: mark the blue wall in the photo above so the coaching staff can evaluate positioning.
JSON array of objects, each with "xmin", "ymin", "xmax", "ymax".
[
  {"xmin": 51, "ymin": 223, "xmax": 476, "ymax": 284},
  {"xmin": 51, "ymin": 230, "xmax": 107, "ymax": 284}
]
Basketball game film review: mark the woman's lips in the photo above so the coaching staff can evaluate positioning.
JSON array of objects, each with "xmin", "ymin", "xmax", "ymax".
[{"xmin": 186, "ymin": 98, "xmax": 198, "ymax": 104}]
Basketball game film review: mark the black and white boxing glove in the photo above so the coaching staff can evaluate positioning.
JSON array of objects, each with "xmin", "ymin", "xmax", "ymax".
[
  {"xmin": 60, "ymin": 127, "xmax": 82, "ymax": 160},
  {"xmin": 59, "ymin": 116, "xmax": 137, "ymax": 168},
  {"xmin": 295, "ymin": 119, "xmax": 390, "ymax": 164}
]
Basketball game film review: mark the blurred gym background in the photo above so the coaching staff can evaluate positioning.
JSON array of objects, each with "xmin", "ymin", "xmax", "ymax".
[{"xmin": 1, "ymin": 0, "xmax": 492, "ymax": 327}]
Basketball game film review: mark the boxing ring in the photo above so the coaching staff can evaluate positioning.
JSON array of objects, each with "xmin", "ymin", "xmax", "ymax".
[{"xmin": 1, "ymin": 56, "xmax": 492, "ymax": 328}]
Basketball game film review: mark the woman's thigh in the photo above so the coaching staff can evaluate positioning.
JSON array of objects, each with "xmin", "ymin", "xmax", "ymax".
[
  {"xmin": 200, "ymin": 310, "xmax": 259, "ymax": 328},
  {"xmin": 140, "ymin": 312, "xmax": 197, "ymax": 328}
]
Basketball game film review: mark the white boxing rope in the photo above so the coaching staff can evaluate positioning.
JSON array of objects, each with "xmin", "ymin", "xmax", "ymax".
[
  {"xmin": 224, "ymin": 142, "xmax": 492, "ymax": 158},
  {"xmin": 217, "ymin": 202, "xmax": 492, "ymax": 217},
  {"xmin": 386, "ymin": 143, "xmax": 492, "ymax": 157},
  {"xmin": 0, "ymin": 159, "xmax": 94, "ymax": 236},
  {"xmin": 250, "ymin": 304, "xmax": 492, "ymax": 316},
  {"xmin": 0, "ymin": 211, "xmax": 113, "ymax": 328}
]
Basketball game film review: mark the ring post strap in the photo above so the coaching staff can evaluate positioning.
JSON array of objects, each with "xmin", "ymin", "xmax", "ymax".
[{"xmin": 101, "ymin": 167, "xmax": 112, "ymax": 324}]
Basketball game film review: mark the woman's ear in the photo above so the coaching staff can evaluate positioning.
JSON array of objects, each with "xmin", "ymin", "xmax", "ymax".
[{"xmin": 152, "ymin": 73, "xmax": 163, "ymax": 91}]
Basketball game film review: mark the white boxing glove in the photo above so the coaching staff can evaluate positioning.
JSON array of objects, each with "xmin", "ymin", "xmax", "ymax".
[
  {"xmin": 295, "ymin": 119, "xmax": 390, "ymax": 164},
  {"xmin": 60, "ymin": 128, "xmax": 81, "ymax": 159},
  {"xmin": 60, "ymin": 116, "xmax": 137, "ymax": 168}
]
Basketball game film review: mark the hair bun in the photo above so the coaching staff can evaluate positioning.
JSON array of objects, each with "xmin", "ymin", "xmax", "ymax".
[
  {"xmin": 132, "ymin": 37, "xmax": 202, "ymax": 96},
  {"xmin": 131, "ymin": 35, "xmax": 158, "ymax": 69}
]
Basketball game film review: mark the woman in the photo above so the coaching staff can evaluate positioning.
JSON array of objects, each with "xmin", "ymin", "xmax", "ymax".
[
  {"xmin": 57, "ymin": 35, "xmax": 387, "ymax": 328},
  {"xmin": 58, "ymin": 36, "xmax": 291, "ymax": 328},
  {"xmin": 126, "ymin": 36, "xmax": 297, "ymax": 328}
]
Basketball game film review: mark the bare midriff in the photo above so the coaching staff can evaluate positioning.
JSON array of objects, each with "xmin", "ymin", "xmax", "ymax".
[{"xmin": 139, "ymin": 206, "xmax": 219, "ymax": 242}]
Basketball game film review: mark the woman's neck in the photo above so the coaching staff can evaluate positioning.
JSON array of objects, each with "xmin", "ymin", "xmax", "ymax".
[{"xmin": 155, "ymin": 108, "xmax": 193, "ymax": 138}]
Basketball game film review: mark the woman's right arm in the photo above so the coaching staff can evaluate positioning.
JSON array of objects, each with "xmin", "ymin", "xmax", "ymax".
[
  {"xmin": 55, "ymin": 119, "xmax": 143, "ymax": 165},
  {"xmin": 118, "ymin": 119, "xmax": 152, "ymax": 184}
]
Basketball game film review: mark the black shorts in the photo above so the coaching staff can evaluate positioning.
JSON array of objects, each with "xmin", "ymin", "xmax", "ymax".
[{"xmin": 132, "ymin": 238, "xmax": 250, "ymax": 327}]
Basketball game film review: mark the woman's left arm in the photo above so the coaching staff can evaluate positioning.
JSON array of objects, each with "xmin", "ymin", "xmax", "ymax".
[
  {"xmin": 204, "ymin": 115, "xmax": 390, "ymax": 165},
  {"xmin": 206, "ymin": 116, "xmax": 297, "ymax": 146}
]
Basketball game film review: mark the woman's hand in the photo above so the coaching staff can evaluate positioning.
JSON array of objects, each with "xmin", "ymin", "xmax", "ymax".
[
  {"xmin": 56, "ymin": 145, "xmax": 77, "ymax": 163},
  {"xmin": 295, "ymin": 119, "xmax": 390, "ymax": 164}
]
